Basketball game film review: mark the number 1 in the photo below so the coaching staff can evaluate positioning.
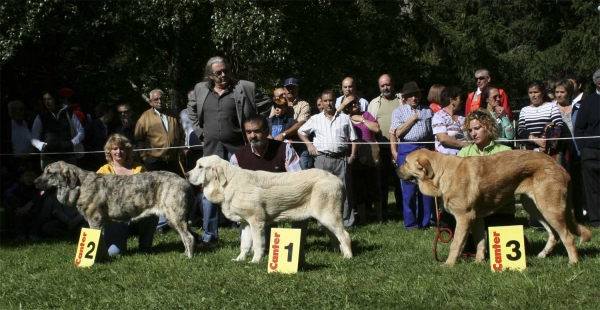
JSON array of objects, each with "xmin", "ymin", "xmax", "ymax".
[{"xmin": 284, "ymin": 243, "xmax": 293, "ymax": 262}]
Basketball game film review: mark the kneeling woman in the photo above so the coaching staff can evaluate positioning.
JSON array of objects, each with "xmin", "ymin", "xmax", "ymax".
[
  {"xmin": 458, "ymin": 109, "xmax": 515, "ymax": 226},
  {"xmin": 97, "ymin": 133, "xmax": 159, "ymax": 256}
]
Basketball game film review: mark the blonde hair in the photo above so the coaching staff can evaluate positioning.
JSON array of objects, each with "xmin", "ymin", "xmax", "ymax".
[
  {"xmin": 427, "ymin": 84, "xmax": 445, "ymax": 105},
  {"xmin": 464, "ymin": 109, "xmax": 500, "ymax": 141},
  {"xmin": 104, "ymin": 133, "xmax": 134, "ymax": 165}
]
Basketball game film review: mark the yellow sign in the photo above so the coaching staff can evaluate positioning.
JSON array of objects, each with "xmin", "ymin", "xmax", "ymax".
[
  {"xmin": 488, "ymin": 225, "xmax": 526, "ymax": 272},
  {"xmin": 74, "ymin": 228, "xmax": 103, "ymax": 267},
  {"xmin": 267, "ymin": 228, "xmax": 302, "ymax": 274}
]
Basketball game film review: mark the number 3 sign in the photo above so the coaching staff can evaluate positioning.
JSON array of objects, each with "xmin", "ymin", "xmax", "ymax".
[
  {"xmin": 267, "ymin": 228, "xmax": 302, "ymax": 274},
  {"xmin": 74, "ymin": 228, "xmax": 104, "ymax": 267},
  {"xmin": 488, "ymin": 225, "xmax": 527, "ymax": 271}
]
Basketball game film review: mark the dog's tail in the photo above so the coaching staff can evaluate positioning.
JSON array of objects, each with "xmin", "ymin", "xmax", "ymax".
[{"xmin": 565, "ymin": 181, "xmax": 592, "ymax": 244}]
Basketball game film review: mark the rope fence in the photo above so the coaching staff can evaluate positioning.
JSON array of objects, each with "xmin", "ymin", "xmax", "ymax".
[{"xmin": 1, "ymin": 135, "xmax": 598, "ymax": 156}]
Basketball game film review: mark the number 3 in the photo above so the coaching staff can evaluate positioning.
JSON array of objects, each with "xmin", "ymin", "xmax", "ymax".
[{"xmin": 505, "ymin": 240, "xmax": 521, "ymax": 261}]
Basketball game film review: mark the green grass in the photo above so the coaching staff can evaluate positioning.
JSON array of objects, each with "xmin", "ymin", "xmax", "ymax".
[{"xmin": 2, "ymin": 203, "xmax": 600, "ymax": 309}]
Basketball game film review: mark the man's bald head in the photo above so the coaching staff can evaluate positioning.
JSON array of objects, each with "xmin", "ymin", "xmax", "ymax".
[{"xmin": 342, "ymin": 77, "xmax": 355, "ymax": 96}]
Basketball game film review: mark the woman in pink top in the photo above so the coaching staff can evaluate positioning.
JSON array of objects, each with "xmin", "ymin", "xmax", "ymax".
[{"xmin": 340, "ymin": 95, "xmax": 383, "ymax": 224}]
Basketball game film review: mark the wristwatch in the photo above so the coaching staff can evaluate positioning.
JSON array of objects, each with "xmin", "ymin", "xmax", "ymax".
[
  {"xmin": 282, "ymin": 132, "xmax": 287, "ymax": 138},
  {"xmin": 361, "ymin": 119, "xmax": 366, "ymax": 124}
]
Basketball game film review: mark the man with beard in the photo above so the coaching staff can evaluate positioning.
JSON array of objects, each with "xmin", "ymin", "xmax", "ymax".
[
  {"xmin": 368, "ymin": 74, "xmax": 403, "ymax": 219},
  {"xmin": 229, "ymin": 114, "xmax": 305, "ymax": 262}
]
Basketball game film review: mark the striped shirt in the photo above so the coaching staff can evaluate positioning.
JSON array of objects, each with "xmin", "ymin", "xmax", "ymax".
[
  {"xmin": 518, "ymin": 102, "xmax": 563, "ymax": 138},
  {"xmin": 389, "ymin": 104, "xmax": 433, "ymax": 142},
  {"xmin": 298, "ymin": 111, "xmax": 357, "ymax": 153}
]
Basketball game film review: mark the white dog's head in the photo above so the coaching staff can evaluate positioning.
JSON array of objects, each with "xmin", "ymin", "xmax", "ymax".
[
  {"xmin": 35, "ymin": 161, "xmax": 81, "ymax": 207},
  {"xmin": 187, "ymin": 155, "xmax": 232, "ymax": 203}
]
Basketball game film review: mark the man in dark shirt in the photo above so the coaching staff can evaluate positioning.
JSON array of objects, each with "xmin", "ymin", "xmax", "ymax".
[
  {"xmin": 574, "ymin": 69, "xmax": 600, "ymax": 228},
  {"xmin": 187, "ymin": 56, "xmax": 272, "ymax": 246}
]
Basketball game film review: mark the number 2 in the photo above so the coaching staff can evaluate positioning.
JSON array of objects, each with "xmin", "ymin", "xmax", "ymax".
[{"xmin": 85, "ymin": 242, "xmax": 96, "ymax": 259}]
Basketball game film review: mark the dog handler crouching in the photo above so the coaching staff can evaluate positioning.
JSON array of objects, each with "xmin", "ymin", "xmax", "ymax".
[{"xmin": 96, "ymin": 133, "xmax": 157, "ymax": 255}]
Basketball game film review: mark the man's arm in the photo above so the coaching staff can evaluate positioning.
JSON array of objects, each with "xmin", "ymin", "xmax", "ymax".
[
  {"xmin": 275, "ymin": 120, "xmax": 303, "ymax": 141},
  {"xmin": 394, "ymin": 112, "xmax": 418, "ymax": 138},
  {"xmin": 253, "ymin": 84, "xmax": 273, "ymax": 116},
  {"xmin": 70, "ymin": 115, "xmax": 85, "ymax": 146},
  {"xmin": 187, "ymin": 86, "xmax": 204, "ymax": 140},
  {"xmin": 30, "ymin": 115, "xmax": 46, "ymax": 151}
]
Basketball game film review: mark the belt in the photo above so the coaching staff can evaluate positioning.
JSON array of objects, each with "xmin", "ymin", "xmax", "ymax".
[{"xmin": 318, "ymin": 151, "xmax": 348, "ymax": 159}]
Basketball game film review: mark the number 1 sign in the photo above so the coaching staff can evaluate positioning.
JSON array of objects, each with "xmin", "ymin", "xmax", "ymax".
[{"xmin": 267, "ymin": 228, "xmax": 302, "ymax": 274}]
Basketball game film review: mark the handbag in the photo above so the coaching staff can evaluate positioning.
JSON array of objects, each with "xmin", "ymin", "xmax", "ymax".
[{"xmin": 357, "ymin": 140, "xmax": 380, "ymax": 167}]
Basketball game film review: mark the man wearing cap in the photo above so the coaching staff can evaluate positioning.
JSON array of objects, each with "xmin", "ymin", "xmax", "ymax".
[
  {"xmin": 368, "ymin": 74, "xmax": 403, "ymax": 218},
  {"xmin": 335, "ymin": 77, "xmax": 369, "ymax": 112},
  {"xmin": 465, "ymin": 69, "xmax": 512, "ymax": 119},
  {"xmin": 574, "ymin": 69, "xmax": 600, "ymax": 228},
  {"xmin": 187, "ymin": 56, "xmax": 272, "ymax": 247},
  {"xmin": 59, "ymin": 88, "xmax": 88, "ymax": 127},
  {"xmin": 389, "ymin": 81, "xmax": 435, "ymax": 230},
  {"xmin": 298, "ymin": 90, "xmax": 358, "ymax": 227},
  {"xmin": 273, "ymin": 78, "xmax": 313, "ymax": 169}
]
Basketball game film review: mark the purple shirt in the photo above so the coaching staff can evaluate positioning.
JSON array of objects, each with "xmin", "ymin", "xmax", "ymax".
[{"xmin": 352, "ymin": 112, "xmax": 377, "ymax": 142}]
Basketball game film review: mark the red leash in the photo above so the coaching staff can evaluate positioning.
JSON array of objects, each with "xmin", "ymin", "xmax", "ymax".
[{"xmin": 433, "ymin": 203, "xmax": 476, "ymax": 262}]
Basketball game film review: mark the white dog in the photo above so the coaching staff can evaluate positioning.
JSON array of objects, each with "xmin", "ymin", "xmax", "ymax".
[{"xmin": 187, "ymin": 155, "xmax": 353, "ymax": 262}]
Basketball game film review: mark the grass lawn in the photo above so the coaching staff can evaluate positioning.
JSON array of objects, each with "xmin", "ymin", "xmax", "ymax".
[{"xmin": 2, "ymin": 197, "xmax": 599, "ymax": 309}]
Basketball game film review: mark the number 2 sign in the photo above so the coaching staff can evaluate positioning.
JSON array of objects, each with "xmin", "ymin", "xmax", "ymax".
[
  {"xmin": 74, "ymin": 228, "xmax": 103, "ymax": 267},
  {"xmin": 267, "ymin": 228, "xmax": 302, "ymax": 274}
]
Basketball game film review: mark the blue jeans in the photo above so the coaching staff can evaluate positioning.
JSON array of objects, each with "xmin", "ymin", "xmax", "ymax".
[
  {"xmin": 202, "ymin": 150, "xmax": 233, "ymax": 243},
  {"xmin": 299, "ymin": 148, "xmax": 314, "ymax": 170},
  {"xmin": 397, "ymin": 143, "xmax": 435, "ymax": 229}
]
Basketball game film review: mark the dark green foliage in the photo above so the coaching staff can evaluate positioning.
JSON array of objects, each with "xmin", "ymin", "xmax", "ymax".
[{"xmin": 1, "ymin": 0, "xmax": 598, "ymax": 113}]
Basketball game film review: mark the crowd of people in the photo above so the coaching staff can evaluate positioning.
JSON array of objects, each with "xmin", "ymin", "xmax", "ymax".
[{"xmin": 2, "ymin": 57, "xmax": 599, "ymax": 258}]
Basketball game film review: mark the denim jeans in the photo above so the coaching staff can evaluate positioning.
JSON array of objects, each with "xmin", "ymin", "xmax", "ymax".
[{"xmin": 202, "ymin": 149, "xmax": 233, "ymax": 243}]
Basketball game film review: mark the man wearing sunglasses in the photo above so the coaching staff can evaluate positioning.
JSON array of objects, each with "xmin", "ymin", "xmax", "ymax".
[
  {"xmin": 465, "ymin": 69, "xmax": 512, "ymax": 119},
  {"xmin": 187, "ymin": 56, "xmax": 273, "ymax": 248}
]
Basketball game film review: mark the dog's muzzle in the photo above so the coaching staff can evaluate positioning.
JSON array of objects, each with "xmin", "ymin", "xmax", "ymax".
[{"xmin": 406, "ymin": 176, "xmax": 418, "ymax": 185}]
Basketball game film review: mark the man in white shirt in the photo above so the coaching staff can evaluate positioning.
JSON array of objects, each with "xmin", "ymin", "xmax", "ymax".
[{"xmin": 298, "ymin": 90, "xmax": 358, "ymax": 227}]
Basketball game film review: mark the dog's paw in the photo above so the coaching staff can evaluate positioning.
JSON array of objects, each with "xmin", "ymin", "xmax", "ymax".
[
  {"xmin": 250, "ymin": 256, "xmax": 263, "ymax": 263},
  {"xmin": 233, "ymin": 254, "xmax": 246, "ymax": 261}
]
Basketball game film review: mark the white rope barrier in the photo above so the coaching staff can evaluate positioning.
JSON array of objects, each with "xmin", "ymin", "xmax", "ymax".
[{"xmin": 1, "ymin": 136, "xmax": 598, "ymax": 156}]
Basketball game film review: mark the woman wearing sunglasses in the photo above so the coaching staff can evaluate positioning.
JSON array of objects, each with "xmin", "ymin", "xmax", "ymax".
[{"xmin": 479, "ymin": 86, "xmax": 515, "ymax": 142}]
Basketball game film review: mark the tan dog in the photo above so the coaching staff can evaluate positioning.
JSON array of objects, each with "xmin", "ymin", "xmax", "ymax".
[
  {"xmin": 187, "ymin": 155, "xmax": 353, "ymax": 262},
  {"xmin": 397, "ymin": 149, "xmax": 591, "ymax": 266},
  {"xmin": 35, "ymin": 161, "xmax": 195, "ymax": 258}
]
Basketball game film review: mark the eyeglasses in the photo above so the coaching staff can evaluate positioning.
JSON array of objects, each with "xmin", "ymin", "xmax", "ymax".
[
  {"xmin": 475, "ymin": 76, "xmax": 488, "ymax": 81},
  {"xmin": 492, "ymin": 95, "xmax": 501, "ymax": 99},
  {"xmin": 213, "ymin": 68, "xmax": 229, "ymax": 76}
]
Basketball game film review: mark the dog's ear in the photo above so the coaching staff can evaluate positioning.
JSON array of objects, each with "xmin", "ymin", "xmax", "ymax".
[
  {"xmin": 414, "ymin": 158, "xmax": 434, "ymax": 179},
  {"xmin": 63, "ymin": 166, "xmax": 79, "ymax": 189},
  {"xmin": 212, "ymin": 165, "xmax": 227, "ymax": 187}
]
